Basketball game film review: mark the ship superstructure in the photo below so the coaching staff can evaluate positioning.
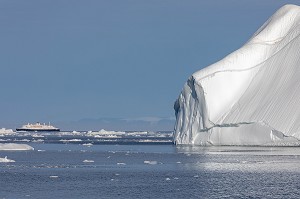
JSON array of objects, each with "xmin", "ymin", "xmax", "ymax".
[{"xmin": 16, "ymin": 122, "xmax": 60, "ymax": 132}]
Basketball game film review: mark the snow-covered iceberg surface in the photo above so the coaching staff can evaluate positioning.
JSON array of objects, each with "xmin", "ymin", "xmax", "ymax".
[
  {"xmin": 174, "ymin": 4, "xmax": 300, "ymax": 146},
  {"xmin": 0, "ymin": 143, "xmax": 34, "ymax": 151}
]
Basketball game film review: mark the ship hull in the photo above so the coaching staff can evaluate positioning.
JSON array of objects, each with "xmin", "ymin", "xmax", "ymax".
[{"xmin": 16, "ymin": 128, "xmax": 60, "ymax": 132}]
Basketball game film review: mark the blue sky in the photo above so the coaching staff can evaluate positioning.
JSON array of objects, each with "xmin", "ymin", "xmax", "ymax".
[{"xmin": 1, "ymin": 0, "xmax": 300, "ymax": 130}]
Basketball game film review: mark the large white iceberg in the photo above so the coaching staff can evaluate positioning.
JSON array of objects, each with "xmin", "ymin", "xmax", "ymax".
[{"xmin": 174, "ymin": 4, "xmax": 300, "ymax": 146}]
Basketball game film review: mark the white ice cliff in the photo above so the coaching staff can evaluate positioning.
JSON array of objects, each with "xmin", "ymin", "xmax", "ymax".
[{"xmin": 174, "ymin": 4, "xmax": 300, "ymax": 146}]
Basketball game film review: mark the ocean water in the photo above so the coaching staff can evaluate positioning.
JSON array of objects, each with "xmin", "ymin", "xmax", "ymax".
[{"xmin": 1, "ymin": 143, "xmax": 300, "ymax": 198}]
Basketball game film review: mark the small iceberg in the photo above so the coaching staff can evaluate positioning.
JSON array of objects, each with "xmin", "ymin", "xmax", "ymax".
[
  {"xmin": 117, "ymin": 162, "xmax": 126, "ymax": 165},
  {"xmin": 82, "ymin": 143, "xmax": 93, "ymax": 147},
  {"xmin": 83, "ymin": 159, "xmax": 94, "ymax": 163},
  {"xmin": 0, "ymin": 128, "xmax": 15, "ymax": 135},
  {"xmin": 144, "ymin": 160, "xmax": 158, "ymax": 165},
  {"xmin": 0, "ymin": 156, "xmax": 15, "ymax": 163}
]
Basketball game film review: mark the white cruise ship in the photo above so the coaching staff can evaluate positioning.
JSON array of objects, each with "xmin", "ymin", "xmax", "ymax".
[{"xmin": 16, "ymin": 122, "xmax": 60, "ymax": 132}]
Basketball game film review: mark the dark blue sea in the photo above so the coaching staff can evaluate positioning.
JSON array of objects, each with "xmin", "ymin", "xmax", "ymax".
[{"xmin": 1, "ymin": 135, "xmax": 300, "ymax": 198}]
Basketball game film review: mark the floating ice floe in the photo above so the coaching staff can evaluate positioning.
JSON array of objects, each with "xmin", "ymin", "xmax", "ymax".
[
  {"xmin": 59, "ymin": 139, "xmax": 82, "ymax": 142},
  {"xmin": 18, "ymin": 139, "xmax": 30, "ymax": 142},
  {"xmin": 86, "ymin": 129, "xmax": 166, "ymax": 138},
  {"xmin": 0, "ymin": 128, "xmax": 15, "ymax": 135},
  {"xmin": 117, "ymin": 162, "xmax": 126, "ymax": 165},
  {"xmin": 32, "ymin": 134, "xmax": 44, "ymax": 138},
  {"xmin": 87, "ymin": 129, "xmax": 125, "ymax": 138},
  {"xmin": 0, "ymin": 156, "xmax": 15, "ymax": 163},
  {"xmin": 83, "ymin": 159, "xmax": 94, "ymax": 163},
  {"xmin": 32, "ymin": 139, "xmax": 44, "ymax": 143},
  {"xmin": 82, "ymin": 143, "xmax": 93, "ymax": 146},
  {"xmin": 144, "ymin": 160, "xmax": 158, "ymax": 165},
  {"xmin": 71, "ymin": 131, "xmax": 82, "ymax": 135},
  {"xmin": 0, "ymin": 143, "xmax": 34, "ymax": 151},
  {"xmin": 174, "ymin": 4, "xmax": 300, "ymax": 146}
]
